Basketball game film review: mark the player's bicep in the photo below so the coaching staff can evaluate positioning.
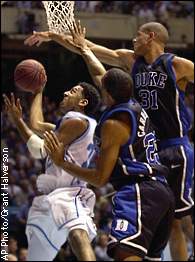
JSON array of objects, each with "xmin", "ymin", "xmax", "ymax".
[
  {"xmin": 89, "ymin": 43, "xmax": 134, "ymax": 70},
  {"xmin": 174, "ymin": 57, "xmax": 194, "ymax": 83},
  {"xmin": 96, "ymin": 142, "xmax": 120, "ymax": 186},
  {"xmin": 95, "ymin": 120, "xmax": 130, "ymax": 186},
  {"xmin": 56, "ymin": 118, "xmax": 87, "ymax": 145}
]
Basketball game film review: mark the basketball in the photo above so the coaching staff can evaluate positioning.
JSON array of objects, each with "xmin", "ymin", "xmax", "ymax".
[{"xmin": 14, "ymin": 59, "xmax": 47, "ymax": 93}]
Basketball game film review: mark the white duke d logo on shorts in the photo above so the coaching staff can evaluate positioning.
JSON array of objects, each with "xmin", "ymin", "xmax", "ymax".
[{"xmin": 115, "ymin": 219, "xmax": 128, "ymax": 231}]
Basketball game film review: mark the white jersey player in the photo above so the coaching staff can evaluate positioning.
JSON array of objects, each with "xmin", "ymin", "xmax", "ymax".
[{"xmin": 3, "ymin": 82, "xmax": 101, "ymax": 261}]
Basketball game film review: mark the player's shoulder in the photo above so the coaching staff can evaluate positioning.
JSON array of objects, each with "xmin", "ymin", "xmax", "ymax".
[
  {"xmin": 59, "ymin": 115, "xmax": 88, "ymax": 132},
  {"xmin": 116, "ymin": 49, "xmax": 136, "ymax": 71},
  {"xmin": 172, "ymin": 56, "xmax": 194, "ymax": 68}
]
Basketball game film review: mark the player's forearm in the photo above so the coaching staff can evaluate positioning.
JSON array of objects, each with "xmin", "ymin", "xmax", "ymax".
[
  {"xmin": 30, "ymin": 91, "xmax": 44, "ymax": 127},
  {"xmin": 13, "ymin": 117, "xmax": 34, "ymax": 143},
  {"xmin": 30, "ymin": 92, "xmax": 55, "ymax": 135},
  {"xmin": 49, "ymin": 33, "xmax": 120, "ymax": 67},
  {"xmin": 50, "ymin": 33, "xmax": 81, "ymax": 55},
  {"xmin": 60, "ymin": 161, "xmax": 104, "ymax": 188},
  {"xmin": 80, "ymin": 48, "xmax": 106, "ymax": 88}
]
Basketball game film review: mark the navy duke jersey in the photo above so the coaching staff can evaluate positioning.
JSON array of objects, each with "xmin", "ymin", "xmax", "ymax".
[
  {"xmin": 96, "ymin": 100, "xmax": 167, "ymax": 190},
  {"xmin": 131, "ymin": 53, "xmax": 191, "ymax": 140}
]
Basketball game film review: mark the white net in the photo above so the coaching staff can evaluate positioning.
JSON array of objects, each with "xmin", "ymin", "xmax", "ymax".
[{"xmin": 42, "ymin": 1, "xmax": 75, "ymax": 34}]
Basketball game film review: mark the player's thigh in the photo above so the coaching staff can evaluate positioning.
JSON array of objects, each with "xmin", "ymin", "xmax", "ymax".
[
  {"xmin": 107, "ymin": 181, "xmax": 174, "ymax": 260},
  {"xmin": 159, "ymin": 144, "xmax": 194, "ymax": 218},
  {"xmin": 146, "ymin": 195, "xmax": 175, "ymax": 260},
  {"xmin": 27, "ymin": 226, "xmax": 59, "ymax": 261},
  {"xmin": 26, "ymin": 209, "xmax": 68, "ymax": 259}
]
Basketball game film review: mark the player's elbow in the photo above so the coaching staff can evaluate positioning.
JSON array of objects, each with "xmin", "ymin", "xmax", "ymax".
[{"xmin": 30, "ymin": 121, "xmax": 45, "ymax": 136}]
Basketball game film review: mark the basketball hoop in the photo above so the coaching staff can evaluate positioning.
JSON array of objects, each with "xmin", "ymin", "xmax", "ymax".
[{"xmin": 42, "ymin": 1, "xmax": 75, "ymax": 34}]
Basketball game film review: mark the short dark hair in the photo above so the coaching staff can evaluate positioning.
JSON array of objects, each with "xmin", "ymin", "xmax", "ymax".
[
  {"xmin": 102, "ymin": 68, "xmax": 133, "ymax": 103},
  {"xmin": 79, "ymin": 82, "xmax": 101, "ymax": 115},
  {"xmin": 140, "ymin": 22, "xmax": 169, "ymax": 46}
]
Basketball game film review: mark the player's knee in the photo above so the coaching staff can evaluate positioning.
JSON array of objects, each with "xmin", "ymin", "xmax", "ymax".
[{"xmin": 69, "ymin": 229, "xmax": 89, "ymax": 246}]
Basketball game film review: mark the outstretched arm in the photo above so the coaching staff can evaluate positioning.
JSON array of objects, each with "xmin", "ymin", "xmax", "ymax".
[
  {"xmin": 3, "ymin": 93, "xmax": 33, "ymax": 142},
  {"xmin": 44, "ymin": 118, "xmax": 130, "ymax": 188},
  {"xmin": 24, "ymin": 30, "xmax": 135, "ymax": 71},
  {"xmin": 3, "ymin": 93, "xmax": 46, "ymax": 159},
  {"xmin": 30, "ymin": 90, "xmax": 56, "ymax": 137},
  {"xmin": 68, "ymin": 20, "xmax": 106, "ymax": 89}
]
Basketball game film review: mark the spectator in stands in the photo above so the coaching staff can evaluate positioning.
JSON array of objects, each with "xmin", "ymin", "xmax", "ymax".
[
  {"xmin": 7, "ymin": 254, "xmax": 18, "ymax": 261},
  {"xmin": 8, "ymin": 176, "xmax": 24, "ymax": 206},
  {"xmin": 8, "ymin": 237, "xmax": 18, "ymax": 258},
  {"xmin": 18, "ymin": 248, "xmax": 28, "ymax": 261},
  {"xmin": 137, "ymin": 3, "xmax": 156, "ymax": 23}
]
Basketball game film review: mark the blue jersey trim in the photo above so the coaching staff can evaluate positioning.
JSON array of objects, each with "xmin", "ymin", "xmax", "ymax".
[
  {"xmin": 166, "ymin": 54, "xmax": 190, "ymax": 137},
  {"xmin": 99, "ymin": 105, "xmax": 137, "ymax": 145},
  {"xmin": 159, "ymin": 135, "xmax": 189, "ymax": 150},
  {"xmin": 26, "ymin": 223, "xmax": 59, "ymax": 252}
]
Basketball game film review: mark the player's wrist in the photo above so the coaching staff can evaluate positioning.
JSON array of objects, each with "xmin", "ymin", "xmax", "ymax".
[{"xmin": 80, "ymin": 46, "xmax": 91, "ymax": 54}]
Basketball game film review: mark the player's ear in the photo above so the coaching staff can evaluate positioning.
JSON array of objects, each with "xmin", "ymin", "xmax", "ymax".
[
  {"xmin": 79, "ymin": 99, "xmax": 88, "ymax": 107},
  {"xmin": 148, "ymin": 31, "xmax": 156, "ymax": 42}
]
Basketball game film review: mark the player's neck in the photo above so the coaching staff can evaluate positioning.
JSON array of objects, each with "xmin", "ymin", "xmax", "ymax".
[{"xmin": 144, "ymin": 47, "xmax": 164, "ymax": 65}]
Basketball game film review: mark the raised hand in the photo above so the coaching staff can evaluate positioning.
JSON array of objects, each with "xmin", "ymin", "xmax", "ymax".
[
  {"xmin": 67, "ymin": 20, "xmax": 87, "ymax": 50},
  {"xmin": 24, "ymin": 31, "xmax": 52, "ymax": 47},
  {"xmin": 3, "ymin": 93, "xmax": 23, "ymax": 123},
  {"xmin": 44, "ymin": 131, "xmax": 65, "ymax": 167}
]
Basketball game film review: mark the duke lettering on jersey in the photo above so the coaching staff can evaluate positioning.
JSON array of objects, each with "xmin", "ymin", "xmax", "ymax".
[
  {"xmin": 132, "ymin": 53, "xmax": 191, "ymax": 140},
  {"xmin": 135, "ymin": 72, "xmax": 167, "ymax": 89}
]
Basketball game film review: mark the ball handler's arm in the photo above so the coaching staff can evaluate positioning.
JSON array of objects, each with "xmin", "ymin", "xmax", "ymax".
[
  {"xmin": 29, "ymin": 90, "xmax": 56, "ymax": 137},
  {"xmin": 3, "ymin": 93, "xmax": 88, "ymax": 160},
  {"xmin": 3, "ymin": 93, "xmax": 46, "ymax": 159}
]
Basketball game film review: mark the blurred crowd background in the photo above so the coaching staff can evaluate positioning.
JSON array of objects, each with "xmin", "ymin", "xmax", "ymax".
[
  {"xmin": 1, "ymin": 1, "xmax": 194, "ymax": 261},
  {"xmin": 2, "ymin": 1, "xmax": 194, "ymax": 35}
]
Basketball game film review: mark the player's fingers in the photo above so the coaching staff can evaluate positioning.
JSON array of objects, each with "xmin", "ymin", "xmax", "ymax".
[
  {"xmin": 24, "ymin": 35, "xmax": 37, "ymax": 45},
  {"xmin": 10, "ymin": 93, "xmax": 15, "ymax": 105},
  {"xmin": 67, "ymin": 22, "xmax": 73, "ymax": 35},
  {"xmin": 3, "ymin": 94, "xmax": 11, "ymax": 107},
  {"xmin": 83, "ymin": 27, "xmax": 86, "ymax": 36},
  {"xmin": 49, "ymin": 131, "xmax": 61, "ymax": 147},
  {"xmin": 73, "ymin": 20, "xmax": 79, "ymax": 34},
  {"xmin": 78, "ymin": 20, "xmax": 82, "ymax": 34},
  {"xmin": 16, "ymin": 98, "xmax": 22, "ymax": 111},
  {"xmin": 44, "ymin": 132, "xmax": 56, "ymax": 151}
]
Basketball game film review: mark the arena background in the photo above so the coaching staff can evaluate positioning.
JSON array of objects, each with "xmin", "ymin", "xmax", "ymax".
[{"xmin": 1, "ymin": 1, "xmax": 194, "ymax": 261}]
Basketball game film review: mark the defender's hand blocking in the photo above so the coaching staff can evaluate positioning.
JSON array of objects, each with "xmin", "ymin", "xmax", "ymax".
[
  {"xmin": 44, "ymin": 131, "xmax": 65, "ymax": 167},
  {"xmin": 3, "ymin": 93, "xmax": 23, "ymax": 122},
  {"xmin": 68, "ymin": 20, "xmax": 87, "ymax": 50},
  {"xmin": 24, "ymin": 31, "xmax": 52, "ymax": 47}
]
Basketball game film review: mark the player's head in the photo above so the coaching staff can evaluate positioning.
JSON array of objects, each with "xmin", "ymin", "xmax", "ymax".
[
  {"xmin": 60, "ymin": 82, "xmax": 101, "ymax": 115},
  {"xmin": 101, "ymin": 68, "xmax": 133, "ymax": 106},
  {"xmin": 133, "ymin": 22, "xmax": 169, "ymax": 56}
]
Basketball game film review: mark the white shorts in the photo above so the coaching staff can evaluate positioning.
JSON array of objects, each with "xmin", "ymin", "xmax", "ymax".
[{"xmin": 26, "ymin": 187, "xmax": 97, "ymax": 261}]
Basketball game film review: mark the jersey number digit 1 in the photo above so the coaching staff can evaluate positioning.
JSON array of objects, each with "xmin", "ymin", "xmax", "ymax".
[{"xmin": 139, "ymin": 89, "xmax": 158, "ymax": 110}]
